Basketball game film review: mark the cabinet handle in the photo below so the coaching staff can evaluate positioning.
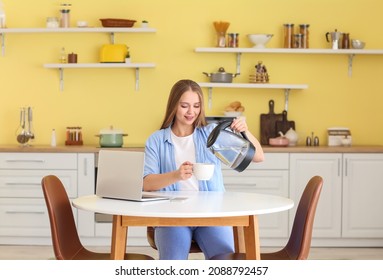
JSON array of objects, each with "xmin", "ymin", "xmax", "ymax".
[
  {"xmin": 5, "ymin": 182, "xmax": 40, "ymax": 186},
  {"xmin": 345, "ymin": 158, "xmax": 348, "ymax": 176},
  {"xmin": 5, "ymin": 211, "xmax": 45, "ymax": 215},
  {"xmin": 83, "ymin": 158, "xmax": 88, "ymax": 176},
  {"xmin": 5, "ymin": 159, "xmax": 45, "ymax": 163}
]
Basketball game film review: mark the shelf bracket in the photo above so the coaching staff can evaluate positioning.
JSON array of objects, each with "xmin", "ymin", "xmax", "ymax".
[
  {"xmin": 284, "ymin": 88, "xmax": 290, "ymax": 111},
  {"xmin": 348, "ymin": 54, "xmax": 355, "ymax": 77},
  {"xmin": 109, "ymin": 32, "xmax": 115, "ymax": 44},
  {"xmin": 207, "ymin": 87, "xmax": 213, "ymax": 109},
  {"xmin": 135, "ymin": 68, "xmax": 140, "ymax": 91},
  {"xmin": 236, "ymin": 53, "xmax": 242, "ymax": 74},
  {"xmin": 59, "ymin": 68, "xmax": 64, "ymax": 91},
  {"xmin": 1, "ymin": 33, "xmax": 4, "ymax": 56}
]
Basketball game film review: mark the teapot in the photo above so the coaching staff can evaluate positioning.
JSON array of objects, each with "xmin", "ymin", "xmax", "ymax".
[
  {"xmin": 282, "ymin": 128, "xmax": 298, "ymax": 146},
  {"xmin": 207, "ymin": 120, "xmax": 255, "ymax": 172}
]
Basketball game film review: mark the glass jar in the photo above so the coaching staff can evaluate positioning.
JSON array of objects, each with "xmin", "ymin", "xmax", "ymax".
[
  {"xmin": 227, "ymin": 33, "xmax": 239, "ymax": 47},
  {"xmin": 283, "ymin": 24, "xmax": 294, "ymax": 48},
  {"xmin": 46, "ymin": 17, "xmax": 59, "ymax": 28},
  {"xmin": 216, "ymin": 32, "xmax": 226, "ymax": 47},
  {"xmin": 293, "ymin": 34, "xmax": 304, "ymax": 48},
  {"xmin": 299, "ymin": 24, "xmax": 310, "ymax": 48}
]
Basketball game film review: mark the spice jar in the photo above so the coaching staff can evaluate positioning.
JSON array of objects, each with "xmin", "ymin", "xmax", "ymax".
[
  {"xmin": 299, "ymin": 24, "xmax": 310, "ymax": 48},
  {"xmin": 227, "ymin": 33, "xmax": 239, "ymax": 47},
  {"xmin": 283, "ymin": 24, "xmax": 294, "ymax": 48},
  {"xmin": 293, "ymin": 34, "xmax": 304, "ymax": 48},
  {"xmin": 46, "ymin": 17, "xmax": 59, "ymax": 28}
]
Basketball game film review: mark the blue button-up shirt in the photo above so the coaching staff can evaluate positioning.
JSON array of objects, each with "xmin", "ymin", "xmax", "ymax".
[{"xmin": 144, "ymin": 124, "xmax": 224, "ymax": 191}]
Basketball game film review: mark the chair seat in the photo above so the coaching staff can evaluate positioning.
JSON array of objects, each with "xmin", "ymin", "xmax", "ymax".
[
  {"xmin": 210, "ymin": 250, "xmax": 291, "ymax": 260},
  {"xmin": 147, "ymin": 226, "xmax": 202, "ymax": 253},
  {"xmin": 71, "ymin": 248, "xmax": 154, "ymax": 260}
]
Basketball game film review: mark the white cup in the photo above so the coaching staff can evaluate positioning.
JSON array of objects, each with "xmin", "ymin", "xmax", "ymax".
[{"xmin": 193, "ymin": 163, "xmax": 215, "ymax": 180}]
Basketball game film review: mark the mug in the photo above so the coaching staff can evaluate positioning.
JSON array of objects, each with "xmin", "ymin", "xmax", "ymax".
[{"xmin": 193, "ymin": 163, "xmax": 215, "ymax": 180}]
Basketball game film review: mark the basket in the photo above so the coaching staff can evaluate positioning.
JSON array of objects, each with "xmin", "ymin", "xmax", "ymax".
[{"xmin": 99, "ymin": 18, "xmax": 136, "ymax": 28}]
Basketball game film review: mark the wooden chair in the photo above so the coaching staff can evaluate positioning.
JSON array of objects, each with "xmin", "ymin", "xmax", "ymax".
[
  {"xmin": 147, "ymin": 227, "xmax": 202, "ymax": 253},
  {"xmin": 210, "ymin": 175, "xmax": 323, "ymax": 260},
  {"xmin": 41, "ymin": 175, "xmax": 153, "ymax": 260}
]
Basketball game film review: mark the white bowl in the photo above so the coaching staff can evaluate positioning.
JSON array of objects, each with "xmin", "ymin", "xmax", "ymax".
[
  {"xmin": 224, "ymin": 111, "xmax": 242, "ymax": 117},
  {"xmin": 351, "ymin": 39, "xmax": 365, "ymax": 49},
  {"xmin": 248, "ymin": 34, "xmax": 273, "ymax": 48}
]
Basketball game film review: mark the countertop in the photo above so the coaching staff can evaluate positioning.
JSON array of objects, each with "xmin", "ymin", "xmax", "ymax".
[{"xmin": 1, "ymin": 145, "xmax": 383, "ymax": 153}]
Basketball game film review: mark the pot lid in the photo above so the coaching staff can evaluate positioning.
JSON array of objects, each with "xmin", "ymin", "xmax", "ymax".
[{"xmin": 99, "ymin": 125, "xmax": 124, "ymax": 134}]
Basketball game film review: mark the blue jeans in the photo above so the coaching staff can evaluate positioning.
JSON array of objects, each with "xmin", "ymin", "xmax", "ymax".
[{"xmin": 154, "ymin": 226, "xmax": 235, "ymax": 260}]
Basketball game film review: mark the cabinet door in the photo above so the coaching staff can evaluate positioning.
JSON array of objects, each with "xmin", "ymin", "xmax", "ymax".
[
  {"xmin": 342, "ymin": 154, "xmax": 383, "ymax": 238},
  {"xmin": 290, "ymin": 153, "xmax": 342, "ymax": 238},
  {"xmin": 222, "ymin": 168, "xmax": 289, "ymax": 238}
]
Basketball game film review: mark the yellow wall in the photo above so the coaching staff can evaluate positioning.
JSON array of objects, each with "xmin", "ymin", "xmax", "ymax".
[{"xmin": 1, "ymin": 0, "xmax": 383, "ymax": 147}]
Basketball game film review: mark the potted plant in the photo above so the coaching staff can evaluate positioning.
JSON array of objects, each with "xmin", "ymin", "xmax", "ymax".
[{"xmin": 141, "ymin": 20, "xmax": 148, "ymax": 28}]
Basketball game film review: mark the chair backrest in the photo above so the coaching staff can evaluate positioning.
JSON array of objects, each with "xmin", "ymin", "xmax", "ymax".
[
  {"xmin": 41, "ymin": 175, "xmax": 83, "ymax": 260},
  {"xmin": 286, "ymin": 175, "xmax": 323, "ymax": 260}
]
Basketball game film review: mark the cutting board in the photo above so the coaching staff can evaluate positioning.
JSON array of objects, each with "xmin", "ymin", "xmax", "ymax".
[
  {"xmin": 260, "ymin": 100, "xmax": 283, "ymax": 145},
  {"xmin": 275, "ymin": 110, "xmax": 295, "ymax": 135}
]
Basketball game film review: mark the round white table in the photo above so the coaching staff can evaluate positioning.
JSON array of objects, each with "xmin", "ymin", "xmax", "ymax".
[{"xmin": 73, "ymin": 191, "xmax": 294, "ymax": 260}]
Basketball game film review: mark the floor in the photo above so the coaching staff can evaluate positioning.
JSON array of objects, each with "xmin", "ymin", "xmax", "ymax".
[{"xmin": 1, "ymin": 245, "xmax": 383, "ymax": 260}]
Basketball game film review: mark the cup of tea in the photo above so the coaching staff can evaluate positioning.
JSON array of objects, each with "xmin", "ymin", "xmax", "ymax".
[{"xmin": 193, "ymin": 163, "xmax": 215, "ymax": 180}]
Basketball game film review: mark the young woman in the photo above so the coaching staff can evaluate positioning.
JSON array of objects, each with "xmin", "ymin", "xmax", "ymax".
[{"xmin": 143, "ymin": 79, "xmax": 264, "ymax": 260}]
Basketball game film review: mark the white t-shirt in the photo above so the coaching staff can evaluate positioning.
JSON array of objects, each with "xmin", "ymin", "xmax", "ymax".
[{"xmin": 171, "ymin": 131, "xmax": 199, "ymax": 191}]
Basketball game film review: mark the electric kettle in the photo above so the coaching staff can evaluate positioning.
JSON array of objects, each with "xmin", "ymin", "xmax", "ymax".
[{"xmin": 207, "ymin": 120, "xmax": 256, "ymax": 172}]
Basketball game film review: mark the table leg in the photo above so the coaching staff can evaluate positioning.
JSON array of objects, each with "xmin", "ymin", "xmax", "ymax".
[
  {"xmin": 233, "ymin": 226, "xmax": 245, "ymax": 253},
  {"xmin": 243, "ymin": 215, "xmax": 260, "ymax": 260},
  {"xmin": 111, "ymin": 215, "xmax": 128, "ymax": 260}
]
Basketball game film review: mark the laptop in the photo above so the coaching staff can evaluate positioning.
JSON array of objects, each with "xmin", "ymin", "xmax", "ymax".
[{"xmin": 96, "ymin": 150, "xmax": 170, "ymax": 202}]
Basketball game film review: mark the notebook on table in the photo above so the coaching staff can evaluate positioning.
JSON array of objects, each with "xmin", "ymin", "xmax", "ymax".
[{"xmin": 96, "ymin": 150, "xmax": 170, "ymax": 202}]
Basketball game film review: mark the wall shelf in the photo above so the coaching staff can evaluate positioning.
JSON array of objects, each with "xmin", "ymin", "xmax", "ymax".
[
  {"xmin": 195, "ymin": 47, "xmax": 383, "ymax": 77},
  {"xmin": 44, "ymin": 63, "xmax": 156, "ymax": 91},
  {"xmin": 197, "ymin": 82, "xmax": 308, "ymax": 110},
  {"xmin": 0, "ymin": 27, "xmax": 157, "ymax": 55}
]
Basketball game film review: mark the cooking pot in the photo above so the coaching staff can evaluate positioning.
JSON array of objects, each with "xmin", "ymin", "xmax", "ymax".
[
  {"xmin": 203, "ymin": 67, "xmax": 240, "ymax": 83},
  {"xmin": 206, "ymin": 120, "xmax": 255, "ymax": 172},
  {"xmin": 96, "ymin": 126, "xmax": 128, "ymax": 147}
]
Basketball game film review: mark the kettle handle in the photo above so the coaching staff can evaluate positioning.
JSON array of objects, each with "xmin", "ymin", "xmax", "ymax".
[{"xmin": 206, "ymin": 120, "xmax": 251, "ymax": 148}]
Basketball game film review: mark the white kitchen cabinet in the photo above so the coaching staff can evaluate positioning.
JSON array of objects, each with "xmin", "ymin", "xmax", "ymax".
[
  {"xmin": 222, "ymin": 153, "xmax": 290, "ymax": 243},
  {"xmin": 290, "ymin": 152, "xmax": 383, "ymax": 247},
  {"xmin": 342, "ymin": 154, "xmax": 383, "ymax": 238},
  {"xmin": 289, "ymin": 153, "xmax": 342, "ymax": 238},
  {"xmin": 0, "ymin": 152, "xmax": 94, "ymax": 245}
]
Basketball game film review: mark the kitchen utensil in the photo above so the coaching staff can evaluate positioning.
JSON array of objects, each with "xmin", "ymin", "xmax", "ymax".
[
  {"xmin": 325, "ymin": 29, "xmax": 342, "ymax": 49},
  {"xmin": 247, "ymin": 34, "xmax": 273, "ymax": 48},
  {"xmin": 203, "ymin": 67, "xmax": 239, "ymax": 83},
  {"xmin": 96, "ymin": 126, "xmax": 128, "ymax": 147},
  {"xmin": 99, "ymin": 18, "xmax": 136, "ymax": 27},
  {"xmin": 207, "ymin": 120, "xmax": 255, "ymax": 172},
  {"xmin": 269, "ymin": 134, "xmax": 289, "ymax": 147},
  {"xmin": 260, "ymin": 100, "xmax": 283, "ymax": 145},
  {"xmin": 275, "ymin": 110, "xmax": 295, "ymax": 135},
  {"xmin": 99, "ymin": 44, "xmax": 128, "ymax": 63},
  {"xmin": 284, "ymin": 127, "xmax": 298, "ymax": 146},
  {"xmin": 351, "ymin": 39, "xmax": 365, "ymax": 49},
  {"xmin": 16, "ymin": 108, "xmax": 29, "ymax": 145},
  {"xmin": 26, "ymin": 107, "xmax": 34, "ymax": 140}
]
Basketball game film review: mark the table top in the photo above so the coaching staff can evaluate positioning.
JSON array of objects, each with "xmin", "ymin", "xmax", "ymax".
[{"xmin": 72, "ymin": 191, "xmax": 294, "ymax": 218}]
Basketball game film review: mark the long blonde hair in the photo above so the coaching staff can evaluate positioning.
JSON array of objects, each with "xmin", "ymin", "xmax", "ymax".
[{"xmin": 160, "ymin": 79, "xmax": 207, "ymax": 129}]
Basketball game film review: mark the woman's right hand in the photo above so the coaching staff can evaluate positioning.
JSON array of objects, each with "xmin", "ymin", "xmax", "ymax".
[{"xmin": 178, "ymin": 161, "xmax": 193, "ymax": 180}]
